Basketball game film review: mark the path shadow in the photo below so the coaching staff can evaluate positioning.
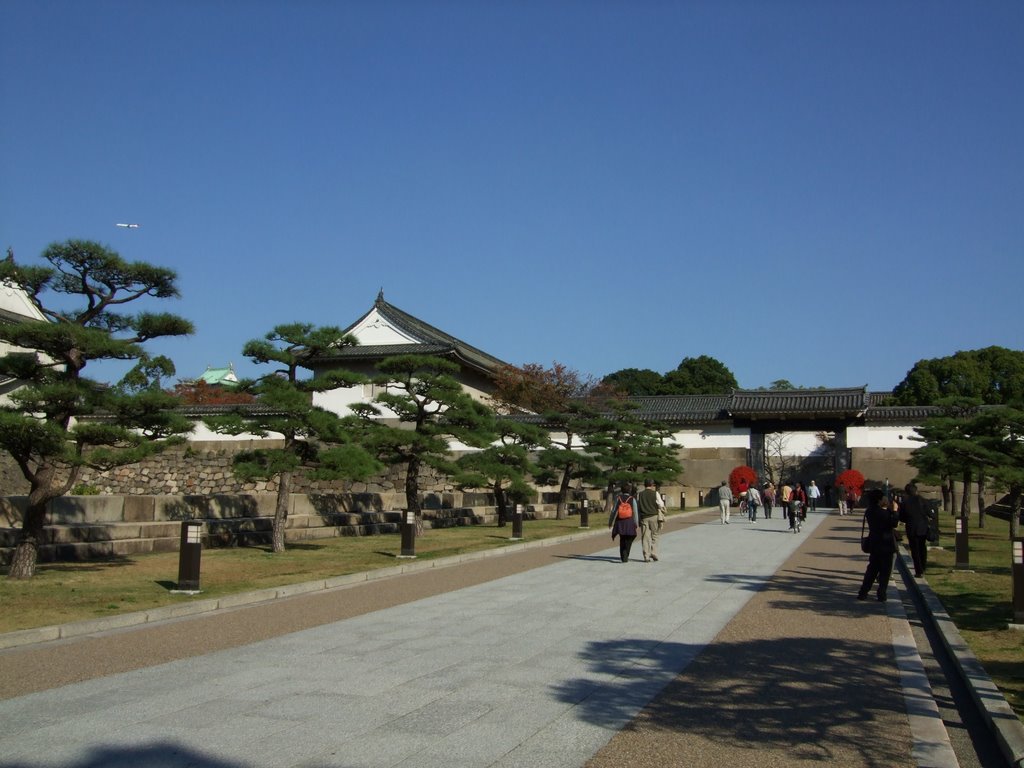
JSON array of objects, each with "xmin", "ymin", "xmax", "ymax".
[{"xmin": 553, "ymin": 633, "xmax": 909, "ymax": 766}]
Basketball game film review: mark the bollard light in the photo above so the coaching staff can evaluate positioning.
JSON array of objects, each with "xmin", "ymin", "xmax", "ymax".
[
  {"xmin": 175, "ymin": 520, "xmax": 203, "ymax": 594},
  {"xmin": 1013, "ymin": 538, "xmax": 1024, "ymax": 625},
  {"xmin": 399, "ymin": 510, "xmax": 417, "ymax": 558},
  {"xmin": 511, "ymin": 503, "xmax": 524, "ymax": 540},
  {"xmin": 955, "ymin": 514, "xmax": 970, "ymax": 570},
  {"xmin": 580, "ymin": 499, "xmax": 590, "ymax": 529}
]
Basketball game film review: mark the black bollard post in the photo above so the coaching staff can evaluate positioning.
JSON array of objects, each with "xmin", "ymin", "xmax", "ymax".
[
  {"xmin": 580, "ymin": 499, "xmax": 590, "ymax": 529},
  {"xmin": 399, "ymin": 510, "xmax": 417, "ymax": 558},
  {"xmin": 1012, "ymin": 538, "xmax": 1024, "ymax": 626},
  {"xmin": 955, "ymin": 514, "xmax": 970, "ymax": 570},
  {"xmin": 174, "ymin": 520, "xmax": 203, "ymax": 594},
  {"xmin": 511, "ymin": 503, "xmax": 524, "ymax": 540}
]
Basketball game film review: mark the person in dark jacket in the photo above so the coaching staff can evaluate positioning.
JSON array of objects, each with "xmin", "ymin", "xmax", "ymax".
[
  {"xmin": 608, "ymin": 483, "xmax": 639, "ymax": 563},
  {"xmin": 858, "ymin": 488, "xmax": 901, "ymax": 601},
  {"xmin": 900, "ymin": 483, "xmax": 930, "ymax": 577}
]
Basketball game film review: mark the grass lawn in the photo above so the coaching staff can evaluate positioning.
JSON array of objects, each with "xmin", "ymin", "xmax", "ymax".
[
  {"xmin": 925, "ymin": 511, "xmax": 1024, "ymax": 719},
  {"xmin": 0, "ymin": 516, "xmax": 600, "ymax": 634}
]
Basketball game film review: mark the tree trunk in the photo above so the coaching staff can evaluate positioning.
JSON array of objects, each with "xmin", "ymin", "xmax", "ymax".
[
  {"xmin": 8, "ymin": 467, "xmax": 65, "ymax": 580},
  {"xmin": 405, "ymin": 456, "xmax": 424, "ymax": 534},
  {"xmin": 977, "ymin": 472, "xmax": 986, "ymax": 529},
  {"xmin": 271, "ymin": 470, "xmax": 291, "ymax": 553},
  {"xmin": 8, "ymin": 502, "xmax": 46, "ymax": 579},
  {"xmin": 949, "ymin": 479, "xmax": 958, "ymax": 517},
  {"xmin": 555, "ymin": 466, "xmax": 572, "ymax": 521},
  {"xmin": 494, "ymin": 481, "xmax": 508, "ymax": 527}
]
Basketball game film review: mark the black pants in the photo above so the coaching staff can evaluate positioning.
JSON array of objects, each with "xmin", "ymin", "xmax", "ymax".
[
  {"xmin": 619, "ymin": 535, "xmax": 636, "ymax": 562},
  {"xmin": 907, "ymin": 534, "xmax": 928, "ymax": 576},
  {"xmin": 859, "ymin": 550, "xmax": 896, "ymax": 599}
]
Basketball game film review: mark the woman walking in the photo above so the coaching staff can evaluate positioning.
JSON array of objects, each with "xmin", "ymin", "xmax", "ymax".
[{"xmin": 608, "ymin": 483, "xmax": 639, "ymax": 563}]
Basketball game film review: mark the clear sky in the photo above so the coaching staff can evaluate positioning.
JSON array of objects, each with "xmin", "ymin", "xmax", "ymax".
[{"xmin": 2, "ymin": 1, "xmax": 1022, "ymax": 392}]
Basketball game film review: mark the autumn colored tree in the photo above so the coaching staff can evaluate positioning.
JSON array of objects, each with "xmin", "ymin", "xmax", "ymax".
[
  {"xmin": 172, "ymin": 379, "xmax": 255, "ymax": 405},
  {"xmin": 729, "ymin": 465, "xmax": 757, "ymax": 498}
]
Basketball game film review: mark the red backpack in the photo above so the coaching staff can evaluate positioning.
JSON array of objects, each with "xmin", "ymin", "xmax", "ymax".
[{"xmin": 616, "ymin": 495, "xmax": 634, "ymax": 519}]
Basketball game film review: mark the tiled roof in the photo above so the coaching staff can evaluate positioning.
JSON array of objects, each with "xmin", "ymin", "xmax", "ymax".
[
  {"xmin": 629, "ymin": 395, "xmax": 732, "ymax": 424},
  {"xmin": 306, "ymin": 294, "xmax": 509, "ymax": 376},
  {"xmin": 728, "ymin": 388, "xmax": 870, "ymax": 418}
]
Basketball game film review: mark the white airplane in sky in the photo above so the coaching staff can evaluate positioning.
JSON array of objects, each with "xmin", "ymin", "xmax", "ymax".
[{"xmin": 115, "ymin": 223, "xmax": 140, "ymax": 229}]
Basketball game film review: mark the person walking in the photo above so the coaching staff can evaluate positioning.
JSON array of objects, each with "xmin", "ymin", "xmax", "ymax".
[
  {"xmin": 807, "ymin": 480, "xmax": 821, "ymax": 511},
  {"xmin": 789, "ymin": 482, "xmax": 807, "ymax": 532},
  {"xmin": 837, "ymin": 486, "xmax": 849, "ymax": 516},
  {"xmin": 718, "ymin": 480, "xmax": 733, "ymax": 524},
  {"xmin": 900, "ymin": 482, "xmax": 930, "ymax": 577},
  {"xmin": 638, "ymin": 479, "xmax": 663, "ymax": 562},
  {"xmin": 762, "ymin": 482, "xmax": 776, "ymax": 520},
  {"xmin": 858, "ymin": 488, "xmax": 901, "ymax": 601},
  {"xmin": 746, "ymin": 482, "xmax": 762, "ymax": 522},
  {"xmin": 608, "ymin": 483, "xmax": 639, "ymax": 563}
]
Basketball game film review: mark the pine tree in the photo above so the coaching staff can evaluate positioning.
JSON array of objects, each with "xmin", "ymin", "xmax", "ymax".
[
  {"xmin": 203, "ymin": 324, "xmax": 381, "ymax": 552},
  {"xmin": 352, "ymin": 355, "xmax": 496, "ymax": 518},
  {"xmin": 0, "ymin": 240, "xmax": 194, "ymax": 578}
]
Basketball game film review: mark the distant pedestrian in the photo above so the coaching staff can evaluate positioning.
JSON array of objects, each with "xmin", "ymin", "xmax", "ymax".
[
  {"xmin": 858, "ymin": 488, "xmax": 900, "ymax": 601},
  {"xmin": 638, "ymin": 479, "xmax": 663, "ymax": 562},
  {"xmin": 718, "ymin": 480, "xmax": 733, "ymax": 524},
  {"xmin": 762, "ymin": 483, "xmax": 776, "ymax": 519},
  {"xmin": 807, "ymin": 480, "xmax": 821, "ymax": 511},
  {"xmin": 789, "ymin": 482, "xmax": 807, "ymax": 532},
  {"xmin": 899, "ymin": 483, "xmax": 930, "ymax": 577},
  {"xmin": 608, "ymin": 483, "xmax": 639, "ymax": 563},
  {"xmin": 747, "ymin": 483, "xmax": 762, "ymax": 522},
  {"xmin": 837, "ymin": 487, "xmax": 849, "ymax": 516}
]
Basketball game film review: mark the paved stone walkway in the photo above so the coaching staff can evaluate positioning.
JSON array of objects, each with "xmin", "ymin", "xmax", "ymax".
[{"xmin": 0, "ymin": 510, "xmax": 955, "ymax": 768}]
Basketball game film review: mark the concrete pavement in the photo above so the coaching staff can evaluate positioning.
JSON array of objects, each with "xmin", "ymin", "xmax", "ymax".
[{"xmin": 0, "ymin": 509, "xmax": 995, "ymax": 767}]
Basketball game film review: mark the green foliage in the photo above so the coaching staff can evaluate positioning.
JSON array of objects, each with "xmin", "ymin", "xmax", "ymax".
[
  {"xmin": 580, "ymin": 400, "xmax": 682, "ymax": 491},
  {"xmin": 355, "ymin": 355, "xmax": 498, "ymax": 513},
  {"xmin": 602, "ymin": 356, "xmax": 738, "ymax": 396},
  {"xmin": 0, "ymin": 240, "xmax": 194, "ymax": 577},
  {"xmin": 601, "ymin": 368, "xmax": 664, "ymax": 396},
  {"xmin": 893, "ymin": 346, "xmax": 1024, "ymax": 406},
  {"xmin": 663, "ymin": 355, "xmax": 739, "ymax": 394},
  {"xmin": 204, "ymin": 323, "xmax": 382, "ymax": 551}
]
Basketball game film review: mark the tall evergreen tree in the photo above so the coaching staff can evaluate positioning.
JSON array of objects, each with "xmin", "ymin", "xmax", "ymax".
[
  {"xmin": 204, "ymin": 324, "xmax": 381, "ymax": 553},
  {"xmin": 0, "ymin": 240, "xmax": 194, "ymax": 579},
  {"xmin": 352, "ymin": 355, "xmax": 496, "ymax": 518}
]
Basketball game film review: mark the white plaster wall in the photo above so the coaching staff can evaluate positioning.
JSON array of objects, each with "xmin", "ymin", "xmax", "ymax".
[
  {"xmin": 847, "ymin": 424, "xmax": 922, "ymax": 449},
  {"xmin": 349, "ymin": 308, "xmax": 419, "ymax": 345},
  {"xmin": 187, "ymin": 422, "xmax": 283, "ymax": 442},
  {"xmin": 667, "ymin": 428, "xmax": 750, "ymax": 449}
]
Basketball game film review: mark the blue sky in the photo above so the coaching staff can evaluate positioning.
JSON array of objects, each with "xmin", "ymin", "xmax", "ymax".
[{"xmin": 3, "ymin": 1, "xmax": 1022, "ymax": 392}]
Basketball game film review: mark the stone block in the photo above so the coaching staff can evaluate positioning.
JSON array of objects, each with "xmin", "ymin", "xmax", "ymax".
[{"xmin": 123, "ymin": 496, "xmax": 156, "ymax": 522}]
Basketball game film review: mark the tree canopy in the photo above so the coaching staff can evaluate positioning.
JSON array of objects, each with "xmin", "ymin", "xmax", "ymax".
[
  {"xmin": 893, "ymin": 346, "xmax": 1024, "ymax": 406},
  {"xmin": 602, "ymin": 356, "xmax": 737, "ymax": 396},
  {"xmin": 203, "ymin": 323, "xmax": 381, "ymax": 552}
]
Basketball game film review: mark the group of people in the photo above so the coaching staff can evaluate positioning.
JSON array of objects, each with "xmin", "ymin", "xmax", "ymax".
[
  {"xmin": 717, "ymin": 479, "xmax": 823, "ymax": 532},
  {"xmin": 607, "ymin": 479, "xmax": 666, "ymax": 563},
  {"xmin": 858, "ymin": 482, "xmax": 932, "ymax": 601},
  {"xmin": 606, "ymin": 476, "xmax": 935, "ymax": 603}
]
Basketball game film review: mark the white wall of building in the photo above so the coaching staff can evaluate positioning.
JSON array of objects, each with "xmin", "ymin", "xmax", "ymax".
[{"xmin": 847, "ymin": 424, "xmax": 921, "ymax": 449}]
